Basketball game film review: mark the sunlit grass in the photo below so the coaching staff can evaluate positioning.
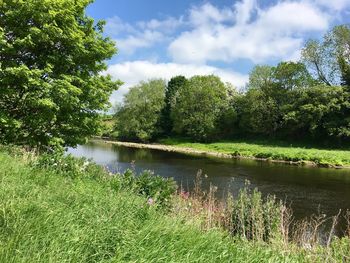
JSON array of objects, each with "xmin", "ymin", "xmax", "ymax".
[
  {"xmin": 159, "ymin": 138, "xmax": 350, "ymax": 167},
  {"xmin": 0, "ymin": 149, "xmax": 349, "ymax": 262}
]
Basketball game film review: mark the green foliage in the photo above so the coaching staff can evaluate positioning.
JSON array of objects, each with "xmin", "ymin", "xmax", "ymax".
[
  {"xmin": 110, "ymin": 25, "xmax": 350, "ymax": 145},
  {"xmin": 1, "ymin": 148, "xmax": 349, "ymax": 262},
  {"xmin": 0, "ymin": 0, "xmax": 121, "ymax": 149},
  {"xmin": 171, "ymin": 75, "xmax": 228, "ymax": 142},
  {"xmin": 302, "ymin": 24, "xmax": 350, "ymax": 87},
  {"xmin": 33, "ymin": 152, "xmax": 177, "ymax": 208},
  {"xmin": 136, "ymin": 171, "xmax": 177, "ymax": 208},
  {"xmin": 114, "ymin": 79, "xmax": 165, "ymax": 142},
  {"xmin": 111, "ymin": 169, "xmax": 177, "ymax": 208},
  {"xmin": 272, "ymin": 61, "xmax": 315, "ymax": 91},
  {"xmin": 32, "ymin": 152, "xmax": 106, "ymax": 180},
  {"xmin": 160, "ymin": 138, "xmax": 350, "ymax": 167},
  {"xmin": 283, "ymin": 85, "xmax": 350, "ymax": 140},
  {"xmin": 228, "ymin": 187, "xmax": 282, "ymax": 242},
  {"xmin": 237, "ymin": 88, "xmax": 280, "ymax": 136},
  {"xmin": 160, "ymin": 76, "xmax": 188, "ymax": 136}
]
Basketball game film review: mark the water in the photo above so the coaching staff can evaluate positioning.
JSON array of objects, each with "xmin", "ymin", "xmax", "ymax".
[{"xmin": 67, "ymin": 140, "xmax": 350, "ymax": 234}]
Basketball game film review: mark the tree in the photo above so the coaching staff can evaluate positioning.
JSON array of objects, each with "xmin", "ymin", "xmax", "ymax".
[
  {"xmin": 114, "ymin": 79, "xmax": 165, "ymax": 142},
  {"xmin": 247, "ymin": 65, "xmax": 273, "ymax": 91},
  {"xmin": 159, "ymin": 76, "xmax": 187, "ymax": 136},
  {"xmin": 272, "ymin": 62, "xmax": 315, "ymax": 91},
  {"xmin": 216, "ymin": 83, "xmax": 240, "ymax": 138},
  {"xmin": 301, "ymin": 25, "xmax": 350, "ymax": 87},
  {"xmin": 237, "ymin": 88, "xmax": 279, "ymax": 136},
  {"xmin": 0, "ymin": 0, "xmax": 120, "ymax": 149},
  {"xmin": 283, "ymin": 85, "xmax": 350, "ymax": 140},
  {"xmin": 171, "ymin": 75, "xmax": 228, "ymax": 141},
  {"xmin": 238, "ymin": 62, "xmax": 316, "ymax": 137},
  {"xmin": 329, "ymin": 25, "xmax": 350, "ymax": 88}
]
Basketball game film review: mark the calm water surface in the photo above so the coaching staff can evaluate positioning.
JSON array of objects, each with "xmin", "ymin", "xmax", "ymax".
[{"xmin": 68, "ymin": 140, "xmax": 350, "ymax": 232}]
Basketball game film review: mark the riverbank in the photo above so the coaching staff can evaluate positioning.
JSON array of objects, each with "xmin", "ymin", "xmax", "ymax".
[
  {"xmin": 1, "ymin": 147, "xmax": 350, "ymax": 262},
  {"xmin": 99, "ymin": 138, "xmax": 350, "ymax": 168}
]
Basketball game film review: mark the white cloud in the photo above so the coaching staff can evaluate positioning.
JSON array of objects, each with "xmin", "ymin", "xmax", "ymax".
[
  {"xmin": 168, "ymin": 0, "xmax": 330, "ymax": 64},
  {"xmin": 106, "ymin": 61, "xmax": 248, "ymax": 104},
  {"xmin": 116, "ymin": 30, "xmax": 164, "ymax": 55},
  {"xmin": 189, "ymin": 3, "xmax": 234, "ymax": 26},
  {"xmin": 234, "ymin": 0, "xmax": 256, "ymax": 25},
  {"xmin": 105, "ymin": 16, "xmax": 183, "ymax": 55},
  {"xmin": 102, "ymin": 0, "xmax": 349, "ymax": 105},
  {"xmin": 313, "ymin": 0, "xmax": 350, "ymax": 11}
]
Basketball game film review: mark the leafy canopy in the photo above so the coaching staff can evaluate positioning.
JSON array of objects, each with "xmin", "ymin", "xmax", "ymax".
[
  {"xmin": 171, "ymin": 75, "xmax": 228, "ymax": 142},
  {"xmin": 115, "ymin": 79, "xmax": 166, "ymax": 142},
  {"xmin": 0, "ymin": 0, "xmax": 121, "ymax": 149}
]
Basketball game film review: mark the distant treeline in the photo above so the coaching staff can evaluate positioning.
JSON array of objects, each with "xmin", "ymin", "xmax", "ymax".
[{"xmin": 112, "ymin": 25, "xmax": 350, "ymax": 144}]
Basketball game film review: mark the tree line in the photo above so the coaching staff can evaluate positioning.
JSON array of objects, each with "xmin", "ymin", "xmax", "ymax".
[{"xmin": 113, "ymin": 25, "xmax": 350, "ymax": 144}]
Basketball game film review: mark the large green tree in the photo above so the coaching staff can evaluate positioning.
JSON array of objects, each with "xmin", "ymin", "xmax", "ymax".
[
  {"xmin": 171, "ymin": 75, "xmax": 228, "ymax": 141},
  {"xmin": 0, "ymin": 0, "xmax": 120, "ymax": 149},
  {"xmin": 238, "ymin": 62, "xmax": 314, "ymax": 137},
  {"xmin": 159, "ymin": 76, "xmax": 187, "ymax": 136},
  {"xmin": 283, "ymin": 85, "xmax": 350, "ymax": 140},
  {"xmin": 114, "ymin": 79, "xmax": 166, "ymax": 142},
  {"xmin": 302, "ymin": 25, "xmax": 350, "ymax": 87}
]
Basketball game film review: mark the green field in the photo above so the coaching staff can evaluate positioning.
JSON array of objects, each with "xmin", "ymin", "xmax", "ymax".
[
  {"xmin": 0, "ymin": 148, "xmax": 349, "ymax": 262},
  {"xmin": 159, "ymin": 138, "xmax": 350, "ymax": 167}
]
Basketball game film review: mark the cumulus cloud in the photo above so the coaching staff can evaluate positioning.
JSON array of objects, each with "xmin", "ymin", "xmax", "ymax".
[
  {"xmin": 102, "ymin": 0, "xmax": 349, "ymax": 105},
  {"xmin": 105, "ymin": 16, "xmax": 183, "ymax": 55},
  {"xmin": 168, "ymin": 0, "xmax": 331, "ymax": 64},
  {"xmin": 106, "ymin": 61, "xmax": 248, "ymax": 104},
  {"xmin": 313, "ymin": 0, "xmax": 350, "ymax": 11}
]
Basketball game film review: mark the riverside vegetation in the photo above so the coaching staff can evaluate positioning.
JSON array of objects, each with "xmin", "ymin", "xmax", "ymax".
[
  {"xmin": 0, "ymin": 146, "xmax": 350, "ymax": 262},
  {"xmin": 109, "ymin": 25, "xmax": 350, "ymax": 167},
  {"xmin": 1, "ymin": 1, "xmax": 350, "ymax": 261},
  {"xmin": 159, "ymin": 138, "xmax": 350, "ymax": 167}
]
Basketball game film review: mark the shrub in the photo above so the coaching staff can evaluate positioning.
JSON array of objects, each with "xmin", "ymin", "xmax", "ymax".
[
  {"xmin": 226, "ymin": 187, "xmax": 283, "ymax": 242},
  {"xmin": 33, "ymin": 154, "xmax": 177, "ymax": 208},
  {"xmin": 136, "ymin": 170, "xmax": 177, "ymax": 208},
  {"xmin": 32, "ymin": 152, "xmax": 106, "ymax": 180}
]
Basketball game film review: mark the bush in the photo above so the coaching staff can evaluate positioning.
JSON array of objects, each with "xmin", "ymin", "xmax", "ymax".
[
  {"xmin": 227, "ymin": 187, "xmax": 283, "ymax": 242},
  {"xmin": 136, "ymin": 170, "xmax": 177, "ymax": 207},
  {"xmin": 110, "ymin": 169, "xmax": 177, "ymax": 208},
  {"xmin": 33, "ymin": 153, "xmax": 177, "ymax": 208},
  {"xmin": 32, "ymin": 152, "xmax": 106, "ymax": 180}
]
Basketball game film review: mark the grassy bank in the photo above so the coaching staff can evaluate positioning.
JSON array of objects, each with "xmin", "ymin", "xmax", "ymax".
[
  {"xmin": 159, "ymin": 138, "xmax": 350, "ymax": 168},
  {"xmin": 0, "ymin": 148, "xmax": 349, "ymax": 262}
]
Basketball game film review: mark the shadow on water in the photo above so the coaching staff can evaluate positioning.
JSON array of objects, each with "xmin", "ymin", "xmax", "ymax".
[{"xmin": 67, "ymin": 140, "xmax": 350, "ymax": 236}]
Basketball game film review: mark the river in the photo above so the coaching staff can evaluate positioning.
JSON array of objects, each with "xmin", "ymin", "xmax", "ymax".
[{"xmin": 68, "ymin": 140, "xmax": 350, "ymax": 234}]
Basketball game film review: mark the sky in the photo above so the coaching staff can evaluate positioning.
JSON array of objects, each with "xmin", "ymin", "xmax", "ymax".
[{"xmin": 86, "ymin": 0, "xmax": 350, "ymax": 104}]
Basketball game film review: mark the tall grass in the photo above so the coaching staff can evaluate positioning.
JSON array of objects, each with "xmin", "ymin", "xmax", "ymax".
[
  {"xmin": 173, "ymin": 170, "xmax": 350, "ymax": 259},
  {"xmin": 0, "ymin": 148, "xmax": 349, "ymax": 262}
]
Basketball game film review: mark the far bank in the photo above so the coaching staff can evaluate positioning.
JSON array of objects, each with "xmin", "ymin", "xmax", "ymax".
[{"xmin": 96, "ymin": 137, "xmax": 350, "ymax": 169}]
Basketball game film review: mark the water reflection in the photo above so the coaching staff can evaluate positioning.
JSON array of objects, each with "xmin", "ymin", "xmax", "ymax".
[{"xmin": 67, "ymin": 140, "xmax": 350, "ymax": 233}]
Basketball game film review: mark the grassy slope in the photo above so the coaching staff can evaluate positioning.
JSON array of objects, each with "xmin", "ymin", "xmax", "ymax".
[
  {"xmin": 0, "ymin": 151, "xmax": 310, "ymax": 263},
  {"xmin": 159, "ymin": 138, "xmax": 350, "ymax": 167},
  {"xmin": 2, "ymin": 150, "xmax": 350, "ymax": 262}
]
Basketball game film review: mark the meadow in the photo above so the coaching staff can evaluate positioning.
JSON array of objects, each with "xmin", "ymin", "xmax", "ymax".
[{"xmin": 0, "ymin": 147, "xmax": 349, "ymax": 262}]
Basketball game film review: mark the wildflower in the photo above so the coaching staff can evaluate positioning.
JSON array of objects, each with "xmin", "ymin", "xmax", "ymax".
[
  {"xmin": 180, "ymin": 191, "xmax": 189, "ymax": 199},
  {"xmin": 147, "ymin": 198, "xmax": 154, "ymax": 205}
]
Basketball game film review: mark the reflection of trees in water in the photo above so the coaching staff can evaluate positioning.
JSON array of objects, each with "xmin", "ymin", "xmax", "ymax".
[
  {"xmin": 87, "ymin": 141, "xmax": 114, "ymax": 151},
  {"xmin": 111, "ymin": 144, "xmax": 154, "ymax": 162},
  {"xmin": 134, "ymin": 149, "xmax": 153, "ymax": 160}
]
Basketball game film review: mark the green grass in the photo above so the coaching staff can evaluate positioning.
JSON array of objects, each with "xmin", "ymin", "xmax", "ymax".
[
  {"xmin": 0, "ymin": 149, "xmax": 349, "ymax": 262},
  {"xmin": 159, "ymin": 138, "xmax": 350, "ymax": 167}
]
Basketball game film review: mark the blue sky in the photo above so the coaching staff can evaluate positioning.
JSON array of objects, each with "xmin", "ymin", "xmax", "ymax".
[{"xmin": 86, "ymin": 0, "xmax": 350, "ymax": 103}]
